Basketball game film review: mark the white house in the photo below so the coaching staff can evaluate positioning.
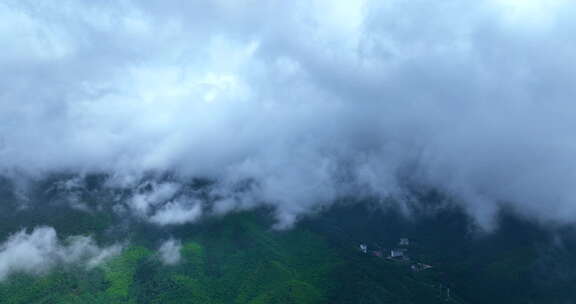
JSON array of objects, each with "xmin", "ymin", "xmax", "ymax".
[
  {"xmin": 399, "ymin": 238, "xmax": 410, "ymax": 246},
  {"xmin": 390, "ymin": 249, "xmax": 404, "ymax": 258}
]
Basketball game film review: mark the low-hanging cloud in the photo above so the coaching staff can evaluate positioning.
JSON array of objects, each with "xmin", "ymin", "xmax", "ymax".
[
  {"xmin": 1, "ymin": 0, "xmax": 576, "ymax": 229},
  {"xmin": 0, "ymin": 226, "xmax": 122, "ymax": 280},
  {"xmin": 158, "ymin": 238, "xmax": 182, "ymax": 265}
]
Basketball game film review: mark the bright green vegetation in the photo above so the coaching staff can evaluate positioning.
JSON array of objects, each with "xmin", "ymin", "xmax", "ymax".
[
  {"xmin": 141, "ymin": 213, "xmax": 340, "ymax": 304},
  {"xmin": 0, "ymin": 210, "xmax": 465, "ymax": 304},
  {"xmin": 104, "ymin": 246, "xmax": 152, "ymax": 302},
  {"xmin": 0, "ymin": 212, "xmax": 337, "ymax": 304},
  {"xmin": 1, "ymin": 203, "xmax": 575, "ymax": 304}
]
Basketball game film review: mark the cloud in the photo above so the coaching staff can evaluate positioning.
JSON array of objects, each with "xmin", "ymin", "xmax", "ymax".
[
  {"xmin": 0, "ymin": 226, "xmax": 122, "ymax": 280},
  {"xmin": 158, "ymin": 238, "xmax": 182, "ymax": 265},
  {"xmin": 149, "ymin": 199, "xmax": 203, "ymax": 226},
  {"xmin": 1, "ymin": 0, "xmax": 576, "ymax": 229},
  {"xmin": 127, "ymin": 182, "xmax": 181, "ymax": 217},
  {"xmin": 119, "ymin": 181, "xmax": 202, "ymax": 225}
]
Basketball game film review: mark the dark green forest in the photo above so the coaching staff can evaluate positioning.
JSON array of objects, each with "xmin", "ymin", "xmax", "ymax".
[{"xmin": 0, "ymin": 177, "xmax": 575, "ymax": 304}]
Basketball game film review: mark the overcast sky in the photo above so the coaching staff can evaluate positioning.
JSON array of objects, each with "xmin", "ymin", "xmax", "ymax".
[{"xmin": 1, "ymin": 0, "xmax": 576, "ymax": 229}]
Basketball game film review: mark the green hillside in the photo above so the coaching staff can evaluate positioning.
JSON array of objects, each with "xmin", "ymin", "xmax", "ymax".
[{"xmin": 0, "ymin": 210, "xmax": 468, "ymax": 304}]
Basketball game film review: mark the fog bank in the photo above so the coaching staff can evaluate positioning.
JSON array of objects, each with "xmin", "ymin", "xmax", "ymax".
[{"xmin": 1, "ymin": 0, "xmax": 576, "ymax": 229}]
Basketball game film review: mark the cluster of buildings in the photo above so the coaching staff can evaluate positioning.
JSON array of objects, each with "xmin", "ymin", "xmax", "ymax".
[{"xmin": 359, "ymin": 238, "xmax": 432, "ymax": 272}]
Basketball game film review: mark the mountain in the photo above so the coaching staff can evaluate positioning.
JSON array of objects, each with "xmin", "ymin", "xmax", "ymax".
[{"xmin": 0, "ymin": 177, "xmax": 575, "ymax": 303}]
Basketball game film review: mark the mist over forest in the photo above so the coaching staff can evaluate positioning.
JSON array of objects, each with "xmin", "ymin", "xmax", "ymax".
[{"xmin": 1, "ymin": 1, "xmax": 576, "ymax": 303}]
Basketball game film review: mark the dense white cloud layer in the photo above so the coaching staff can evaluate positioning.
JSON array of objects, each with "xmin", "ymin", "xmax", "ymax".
[
  {"xmin": 0, "ymin": 227, "xmax": 122, "ymax": 280},
  {"xmin": 1, "ymin": 0, "xmax": 576, "ymax": 229}
]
